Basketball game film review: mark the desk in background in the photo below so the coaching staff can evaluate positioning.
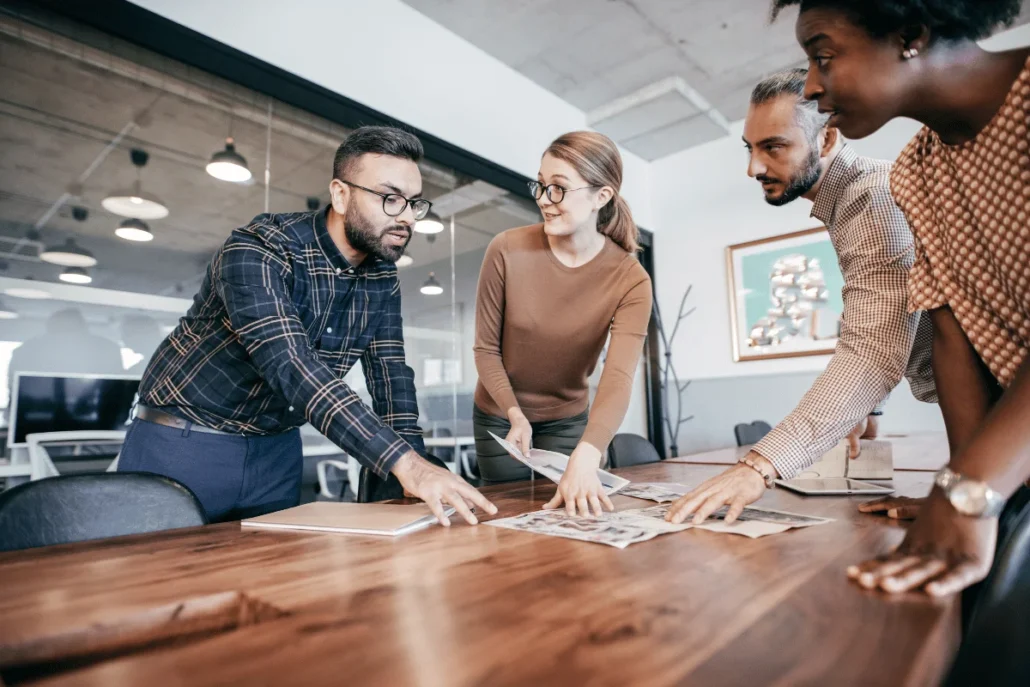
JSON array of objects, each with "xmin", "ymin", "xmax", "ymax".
[
  {"xmin": 672, "ymin": 432, "xmax": 949, "ymax": 472},
  {"xmin": 0, "ymin": 463, "xmax": 957, "ymax": 686}
]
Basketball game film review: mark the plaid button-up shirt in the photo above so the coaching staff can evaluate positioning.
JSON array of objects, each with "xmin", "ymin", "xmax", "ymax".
[
  {"xmin": 138, "ymin": 207, "xmax": 425, "ymax": 478},
  {"xmin": 754, "ymin": 145, "xmax": 937, "ymax": 479}
]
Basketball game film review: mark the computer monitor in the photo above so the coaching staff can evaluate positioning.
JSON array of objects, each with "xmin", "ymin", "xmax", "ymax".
[{"xmin": 8, "ymin": 372, "xmax": 141, "ymax": 448}]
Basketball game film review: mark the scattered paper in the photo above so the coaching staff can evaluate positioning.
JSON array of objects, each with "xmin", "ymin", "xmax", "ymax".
[
  {"xmin": 488, "ymin": 432, "xmax": 630, "ymax": 495},
  {"xmin": 619, "ymin": 482, "xmax": 689, "ymax": 503},
  {"xmin": 486, "ymin": 503, "xmax": 833, "ymax": 548}
]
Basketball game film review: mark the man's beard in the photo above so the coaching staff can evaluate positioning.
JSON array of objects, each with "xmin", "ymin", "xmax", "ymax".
[
  {"xmin": 344, "ymin": 206, "xmax": 410, "ymax": 263},
  {"xmin": 759, "ymin": 145, "xmax": 822, "ymax": 207}
]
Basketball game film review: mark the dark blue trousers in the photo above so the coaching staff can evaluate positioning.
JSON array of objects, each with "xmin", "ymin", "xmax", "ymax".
[{"xmin": 117, "ymin": 418, "xmax": 303, "ymax": 522}]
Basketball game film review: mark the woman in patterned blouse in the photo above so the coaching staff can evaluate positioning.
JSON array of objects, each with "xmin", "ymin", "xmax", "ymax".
[{"xmin": 771, "ymin": 0, "xmax": 1030, "ymax": 602}]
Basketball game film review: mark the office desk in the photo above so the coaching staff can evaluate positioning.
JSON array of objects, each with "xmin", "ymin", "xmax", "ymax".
[
  {"xmin": 673, "ymin": 432, "xmax": 950, "ymax": 472},
  {"xmin": 0, "ymin": 464, "xmax": 957, "ymax": 687}
]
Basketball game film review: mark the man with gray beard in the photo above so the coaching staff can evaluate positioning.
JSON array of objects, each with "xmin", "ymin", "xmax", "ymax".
[{"xmin": 667, "ymin": 69, "xmax": 935, "ymax": 526}]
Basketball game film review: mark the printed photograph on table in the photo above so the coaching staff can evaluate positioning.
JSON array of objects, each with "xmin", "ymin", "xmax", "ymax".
[{"xmin": 726, "ymin": 227, "xmax": 845, "ymax": 361}]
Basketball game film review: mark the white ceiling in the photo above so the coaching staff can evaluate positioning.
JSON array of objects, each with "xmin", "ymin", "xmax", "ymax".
[
  {"xmin": 0, "ymin": 14, "xmax": 538, "ymax": 300},
  {"xmin": 403, "ymin": 0, "xmax": 1030, "ymax": 160}
]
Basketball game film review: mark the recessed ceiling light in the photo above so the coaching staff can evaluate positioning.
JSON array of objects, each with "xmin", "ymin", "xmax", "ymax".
[
  {"xmin": 414, "ymin": 211, "xmax": 444, "ymax": 234},
  {"xmin": 396, "ymin": 255, "xmax": 413, "ymax": 268},
  {"xmin": 206, "ymin": 137, "xmax": 252, "ymax": 183},
  {"xmin": 4, "ymin": 279, "xmax": 51, "ymax": 300},
  {"xmin": 420, "ymin": 272, "xmax": 443, "ymax": 296},
  {"xmin": 115, "ymin": 218, "xmax": 154, "ymax": 242},
  {"xmin": 59, "ymin": 266, "xmax": 92, "ymax": 284},
  {"xmin": 40, "ymin": 238, "xmax": 97, "ymax": 267}
]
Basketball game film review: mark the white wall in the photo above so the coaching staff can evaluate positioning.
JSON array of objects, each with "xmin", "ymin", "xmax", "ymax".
[
  {"xmin": 649, "ymin": 118, "xmax": 923, "ymax": 382},
  {"xmin": 128, "ymin": 0, "xmax": 654, "ymax": 229}
]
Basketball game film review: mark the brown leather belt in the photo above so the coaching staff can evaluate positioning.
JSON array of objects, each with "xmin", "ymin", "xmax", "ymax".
[{"xmin": 136, "ymin": 405, "xmax": 235, "ymax": 436}]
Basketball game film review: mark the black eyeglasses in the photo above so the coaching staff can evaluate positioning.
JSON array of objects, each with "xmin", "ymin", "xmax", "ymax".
[
  {"xmin": 340, "ymin": 180, "xmax": 432, "ymax": 220},
  {"xmin": 527, "ymin": 180, "xmax": 597, "ymax": 204}
]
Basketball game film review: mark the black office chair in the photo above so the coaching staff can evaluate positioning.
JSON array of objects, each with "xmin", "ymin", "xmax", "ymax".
[
  {"xmin": 357, "ymin": 453, "xmax": 450, "ymax": 503},
  {"xmin": 734, "ymin": 421, "xmax": 772, "ymax": 447},
  {"xmin": 0, "ymin": 473, "xmax": 207, "ymax": 552},
  {"xmin": 943, "ymin": 488, "xmax": 1030, "ymax": 686},
  {"xmin": 608, "ymin": 433, "xmax": 662, "ymax": 468}
]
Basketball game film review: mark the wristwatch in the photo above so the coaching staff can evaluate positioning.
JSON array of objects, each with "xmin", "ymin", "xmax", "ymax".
[{"xmin": 934, "ymin": 467, "xmax": 1006, "ymax": 518}]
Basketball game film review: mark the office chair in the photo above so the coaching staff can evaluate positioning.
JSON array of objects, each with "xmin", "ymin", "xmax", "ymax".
[
  {"xmin": 734, "ymin": 421, "xmax": 772, "ymax": 447},
  {"xmin": 943, "ymin": 487, "xmax": 1030, "ymax": 686},
  {"xmin": 357, "ymin": 453, "xmax": 450, "ymax": 503},
  {"xmin": 0, "ymin": 473, "xmax": 207, "ymax": 552},
  {"xmin": 608, "ymin": 433, "xmax": 662, "ymax": 468}
]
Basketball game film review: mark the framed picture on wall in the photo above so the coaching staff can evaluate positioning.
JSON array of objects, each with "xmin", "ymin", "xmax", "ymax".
[{"xmin": 726, "ymin": 227, "xmax": 844, "ymax": 362}]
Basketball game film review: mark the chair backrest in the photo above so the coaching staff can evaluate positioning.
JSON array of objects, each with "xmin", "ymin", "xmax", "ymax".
[
  {"xmin": 943, "ymin": 489, "xmax": 1030, "ymax": 685},
  {"xmin": 357, "ymin": 453, "xmax": 449, "ymax": 503},
  {"xmin": 608, "ymin": 434, "xmax": 662, "ymax": 468},
  {"xmin": 0, "ymin": 472, "xmax": 207, "ymax": 552},
  {"xmin": 734, "ymin": 421, "xmax": 772, "ymax": 447}
]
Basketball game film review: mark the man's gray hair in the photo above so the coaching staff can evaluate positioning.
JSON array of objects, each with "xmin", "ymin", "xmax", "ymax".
[{"xmin": 750, "ymin": 68, "xmax": 829, "ymax": 140}]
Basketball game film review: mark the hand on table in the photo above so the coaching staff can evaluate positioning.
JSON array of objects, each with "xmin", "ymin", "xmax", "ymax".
[
  {"xmin": 392, "ymin": 451, "xmax": 498, "ymax": 527},
  {"xmin": 847, "ymin": 414, "xmax": 880, "ymax": 459},
  {"xmin": 506, "ymin": 408, "xmax": 533, "ymax": 456},
  {"xmin": 847, "ymin": 492, "xmax": 996, "ymax": 596},
  {"xmin": 858, "ymin": 495, "xmax": 925, "ymax": 520},
  {"xmin": 665, "ymin": 451, "xmax": 771, "ymax": 525},
  {"xmin": 544, "ymin": 443, "xmax": 614, "ymax": 517}
]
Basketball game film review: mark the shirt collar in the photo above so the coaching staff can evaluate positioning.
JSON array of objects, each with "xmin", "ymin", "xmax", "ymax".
[
  {"xmin": 312, "ymin": 205, "xmax": 382, "ymax": 274},
  {"xmin": 810, "ymin": 144, "xmax": 859, "ymax": 226}
]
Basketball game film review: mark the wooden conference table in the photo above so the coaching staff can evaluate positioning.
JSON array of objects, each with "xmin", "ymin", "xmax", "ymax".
[{"xmin": 0, "ymin": 463, "xmax": 957, "ymax": 687}]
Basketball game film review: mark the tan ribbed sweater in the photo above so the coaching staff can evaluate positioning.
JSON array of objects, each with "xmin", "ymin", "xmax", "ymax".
[{"xmin": 473, "ymin": 224, "xmax": 653, "ymax": 451}]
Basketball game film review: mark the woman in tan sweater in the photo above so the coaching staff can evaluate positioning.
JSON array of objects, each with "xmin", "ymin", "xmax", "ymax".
[{"xmin": 473, "ymin": 131, "xmax": 653, "ymax": 517}]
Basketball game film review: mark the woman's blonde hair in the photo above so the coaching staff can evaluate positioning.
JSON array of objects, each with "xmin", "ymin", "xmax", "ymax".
[{"xmin": 543, "ymin": 131, "xmax": 639, "ymax": 253}]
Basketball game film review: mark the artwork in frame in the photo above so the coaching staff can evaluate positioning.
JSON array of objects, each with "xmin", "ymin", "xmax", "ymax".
[{"xmin": 726, "ymin": 227, "xmax": 844, "ymax": 362}]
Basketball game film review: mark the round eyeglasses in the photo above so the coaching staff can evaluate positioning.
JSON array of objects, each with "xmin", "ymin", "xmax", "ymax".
[
  {"xmin": 527, "ymin": 180, "xmax": 597, "ymax": 204},
  {"xmin": 340, "ymin": 180, "xmax": 432, "ymax": 220}
]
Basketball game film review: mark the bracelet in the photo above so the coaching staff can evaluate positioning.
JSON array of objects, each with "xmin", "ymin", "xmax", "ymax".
[{"xmin": 739, "ymin": 457, "xmax": 775, "ymax": 489}]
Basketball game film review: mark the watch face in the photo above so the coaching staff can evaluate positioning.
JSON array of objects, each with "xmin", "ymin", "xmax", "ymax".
[{"xmin": 951, "ymin": 481, "xmax": 989, "ymax": 516}]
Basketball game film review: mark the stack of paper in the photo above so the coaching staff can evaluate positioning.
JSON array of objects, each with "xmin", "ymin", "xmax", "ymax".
[{"xmin": 241, "ymin": 502, "xmax": 453, "ymax": 537}]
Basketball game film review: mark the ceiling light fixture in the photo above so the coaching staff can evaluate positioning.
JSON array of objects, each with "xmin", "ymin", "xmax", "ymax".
[
  {"xmin": 0, "ymin": 299, "xmax": 18, "ymax": 320},
  {"xmin": 420, "ymin": 272, "xmax": 443, "ymax": 296},
  {"xmin": 40, "ymin": 237, "xmax": 97, "ymax": 267},
  {"xmin": 102, "ymin": 148, "xmax": 169, "ymax": 219},
  {"xmin": 206, "ymin": 137, "xmax": 252, "ymax": 183},
  {"xmin": 4, "ymin": 278, "xmax": 51, "ymax": 300},
  {"xmin": 115, "ymin": 218, "xmax": 154, "ymax": 242},
  {"xmin": 59, "ymin": 266, "xmax": 92, "ymax": 285},
  {"xmin": 414, "ymin": 211, "xmax": 444, "ymax": 234},
  {"xmin": 396, "ymin": 255, "xmax": 413, "ymax": 268}
]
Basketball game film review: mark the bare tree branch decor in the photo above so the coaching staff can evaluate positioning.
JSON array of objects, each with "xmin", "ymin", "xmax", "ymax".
[{"xmin": 652, "ymin": 285, "xmax": 695, "ymax": 457}]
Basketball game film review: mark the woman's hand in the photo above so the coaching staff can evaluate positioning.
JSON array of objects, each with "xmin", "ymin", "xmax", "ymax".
[
  {"xmin": 544, "ymin": 442, "xmax": 614, "ymax": 517},
  {"xmin": 505, "ymin": 408, "xmax": 533, "ymax": 456}
]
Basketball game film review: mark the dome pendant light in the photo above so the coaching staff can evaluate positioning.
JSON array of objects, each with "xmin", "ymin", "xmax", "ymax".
[
  {"xmin": 206, "ymin": 137, "xmax": 252, "ymax": 183},
  {"xmin": 115, "ymin": 218, "xmax": 154, "ymax": 242},
  {"xmin": 102, "ymin": 148, "xmax": 169, "ymax": 219},
  {"xmin": 414, "ymin": 211, "xmax": 444, "ymax": 234},
  {"xmin": 420, "ymin": 272, "xmax": 443, "ymax": 296},
  {"xmin": 395, "ymin": 254, "xmax": 413, "ymax": 268},
  {"xmin": 40, "ymin": 237, "xmax": 97, "ymax": 267},
  {"xmin": 0, "ymin": 299, "xmax": 18, "ymax": 319},
  {"xmin": 59, "ymin": 266, "xmax": 92, "ymax": 284}
]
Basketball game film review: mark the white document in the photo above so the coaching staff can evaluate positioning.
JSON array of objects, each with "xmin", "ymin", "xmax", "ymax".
[
  {"xmin": 619, "ymin": 483, "xmax": 689, "ymax": 503},
  {"xmin": 488, "ymin": 432, "xmax": 630, "ymax": 495},
  {"xmin": 486, "ymin": 503, "xmax": 832, "ymax": 547},
  {"xmin": 796, "ymin": 439, "xmax": 894, "ymax": 480}
]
